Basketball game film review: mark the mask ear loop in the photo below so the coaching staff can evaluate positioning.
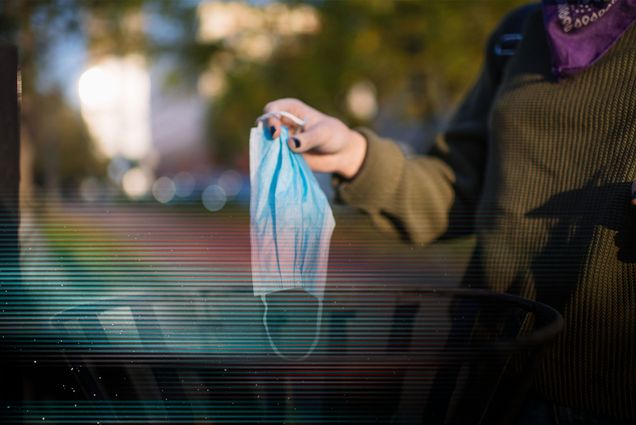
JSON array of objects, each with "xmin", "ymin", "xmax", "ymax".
[{"xmin": 261, "ymin": 294, "xmax": 323, "ymax": 361}]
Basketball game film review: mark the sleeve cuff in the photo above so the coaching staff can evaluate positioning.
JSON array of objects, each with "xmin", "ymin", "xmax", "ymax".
[{"xmin": 333, "ymin": 127, "xmax": 406, "ymax": 210}]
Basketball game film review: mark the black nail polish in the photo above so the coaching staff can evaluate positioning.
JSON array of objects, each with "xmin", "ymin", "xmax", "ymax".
[
  {"xmin": 292, "ymin": 137, "xmax": 300, "ymax": 149},
  {"xmin": 269, "ymin": 126, "xmax": 276, "ymax": 137}
]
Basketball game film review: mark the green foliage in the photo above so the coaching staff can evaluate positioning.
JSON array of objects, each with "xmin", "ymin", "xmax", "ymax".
[
  {"xmin": 34, "ymin": 89, "xmax": 106, "ymax": 188},
  {"xmin": 0, "ymin": 0, "xmax": 144, "ymax": 192},
  {"xmin": 1, "ymin": 0, "xmax": 531, "ymax": 182},
  {"xmin": 204, "ymin": 0, "xmax": 529, "ymax": 164}
]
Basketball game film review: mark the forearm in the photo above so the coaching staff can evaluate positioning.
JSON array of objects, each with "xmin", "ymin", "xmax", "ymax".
[{"xmin": 335, "ymin": 129, "xmax": 458, "ymax": 245}]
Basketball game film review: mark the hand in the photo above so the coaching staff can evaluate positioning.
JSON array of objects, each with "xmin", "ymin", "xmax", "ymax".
[{"xmin": 263, "ymin": 98, "xmax": 367, "ymax": 179}]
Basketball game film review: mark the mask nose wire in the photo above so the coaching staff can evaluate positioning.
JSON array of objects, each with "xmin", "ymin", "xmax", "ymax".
[{"xmin": 256, "ymin": 111, "xmax": 306, "ymax": 132}]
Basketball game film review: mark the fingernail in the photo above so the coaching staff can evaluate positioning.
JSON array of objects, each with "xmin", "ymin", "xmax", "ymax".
[
  {"xmin": 292, "ymin": 137, "xmax": 300, "ymax": 149},
  {"xmin": 269, "ymin": 126, "xmax": 276, "ymax": 137}
]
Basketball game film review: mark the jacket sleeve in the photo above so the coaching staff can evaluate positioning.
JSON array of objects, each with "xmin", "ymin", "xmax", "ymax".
[{"xmin": 334, "ymin": 25, "xmax": 505, "ymax": 245}]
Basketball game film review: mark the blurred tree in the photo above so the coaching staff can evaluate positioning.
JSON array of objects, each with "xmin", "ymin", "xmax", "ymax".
[
  {"xmin": 1, "ymin": 0, "xmax": 530, "ymax": 188},
  {"xmin": 28, "ymin": 88, "xmax": 105, "ymax": 191},
  {"xmin": 0, "ymin": 0, "xmax": 144, "ymax": 197},
  {"xmin": 195, "ymin": 0, "xmax": 528, "ymax": 164}
]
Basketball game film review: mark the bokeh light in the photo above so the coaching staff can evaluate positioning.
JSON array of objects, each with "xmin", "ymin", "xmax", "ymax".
[
  {"xmin": 78, "ymin": 66, "xmax": 118, "ymax": 109},
  {"xmin": 218, "ymin": 169, "xmax": 243, "ymax": 198},
  {"xmin": 346, "ymin": 81, "xmax": 378, "ymax": 121},
  {"xmin": 78, "ymin": 55, "xmax": 152, "ymax": 161},
  {"xmin": 121, "ymin": 167, "xmax": 152, "ymax": 199},
  {"xmin": 152, "ymin": 176, "xmax": 176, "ymax": 204},
  {"xmin": 79, "ymin": 177, "xmax": 101, "ymax": 202},
  {"xmin": 197, "ymin": 67, "xmax": 227, "ymax": 99},
  {"xmin": 201, "ymin": 184, "xmax": 227, "ymax": 212},
  {"xmin": 174, "ymin": 171, "xmax": 196, "ymax": 198},
  {"xmin": 196, "ymin": 1, "xmax": 320, "ymax": 63}
]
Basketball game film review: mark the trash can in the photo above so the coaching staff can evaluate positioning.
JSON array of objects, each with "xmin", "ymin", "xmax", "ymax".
[{"xmin": 39, "ymin": 287, "xmax": 563, "ymax": 424}]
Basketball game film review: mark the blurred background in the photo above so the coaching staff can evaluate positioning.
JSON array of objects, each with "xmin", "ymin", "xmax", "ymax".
[
  {"xmin": 0, "ymin": 1, "xmax": 531, "ymax": 423},
  {"xmin": 2, "ymin": 0, "xmax": 524, "ymax": 205}
]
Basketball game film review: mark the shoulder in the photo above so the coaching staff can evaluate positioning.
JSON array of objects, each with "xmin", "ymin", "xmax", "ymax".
[
  {"xmin": 497, "ymin": 3, "xmax": 542, "ymax": 34},
  {"xmin": 485, "ymin": 3, "xmax": 542, "ymax": 80},
  {"xmin": 487, "ymin": 3, "xmax": 542, "ymax": 49}
]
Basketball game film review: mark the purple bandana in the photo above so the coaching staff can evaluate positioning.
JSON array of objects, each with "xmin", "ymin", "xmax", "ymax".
[{"xmin": 542, "ymin": 0, "xmax": 636, "ymax": 77}]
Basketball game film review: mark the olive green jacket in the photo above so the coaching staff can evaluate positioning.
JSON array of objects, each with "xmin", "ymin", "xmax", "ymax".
[{"xmin": 336, "ymin": 6, "xmax": 636, "ymax": 420}]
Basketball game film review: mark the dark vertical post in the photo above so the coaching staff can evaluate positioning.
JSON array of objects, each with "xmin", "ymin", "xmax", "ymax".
[
  {"xmin": 0, "ymin": 44, "xmax": 20, "ymax": 269},
  {"xmin": 0, "ymin": 43, "xmax": 21, "ymax": 401}
]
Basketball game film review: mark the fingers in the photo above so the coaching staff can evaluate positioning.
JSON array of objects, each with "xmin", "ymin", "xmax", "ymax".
[
  {"xmin": 264, "ymin": 98, "xmax": 307, "ymax": 116},
  {"xmin": 285, "ymin": 123, "xmax": 327, "ymax": 153},
  {"xmin": 264, "ymin": 115, "xmax": 282, "ymax": 139},
  {"xmin": 263, "ymin": 98, "xmax": 314, "ymax": 138},
  {"xmin": 302, "ymin": 152, "xmax": 342, "ymax": 174},
  {"xmin": 261, "ymin": 113, "xmax": 301, "ymax": 139}
]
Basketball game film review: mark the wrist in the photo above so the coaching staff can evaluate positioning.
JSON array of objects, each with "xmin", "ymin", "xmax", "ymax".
[{"xmin": 338, "ymin": 130, "xmax": 367, "ymax": 179}]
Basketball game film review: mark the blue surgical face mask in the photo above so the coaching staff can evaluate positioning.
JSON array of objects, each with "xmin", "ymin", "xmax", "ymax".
[{"xmin": 250, "ymin": 123, "xmax": 335, "ymax": 360}]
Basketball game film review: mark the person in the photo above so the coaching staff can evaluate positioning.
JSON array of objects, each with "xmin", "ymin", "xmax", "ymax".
[{"xmin": 263, "ymin": 1, "xmax": 636, "ymax": 424}]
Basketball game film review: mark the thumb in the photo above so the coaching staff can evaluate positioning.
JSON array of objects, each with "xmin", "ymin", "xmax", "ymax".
[{"xmin": 286, "ymin": 125, "xmax": 324, "ymax": 153}]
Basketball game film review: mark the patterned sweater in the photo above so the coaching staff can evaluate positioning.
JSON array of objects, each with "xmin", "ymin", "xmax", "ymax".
[{"xmin": 336, "ymin": 6, "xmax": 636, "ymax": 420}]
